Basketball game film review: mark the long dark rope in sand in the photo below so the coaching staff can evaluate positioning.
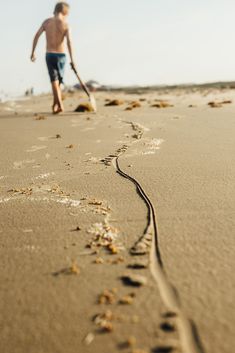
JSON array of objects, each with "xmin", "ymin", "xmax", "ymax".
[{"xmin": 113, "ymin": 156, "xmax": 206, "ymax": 353}]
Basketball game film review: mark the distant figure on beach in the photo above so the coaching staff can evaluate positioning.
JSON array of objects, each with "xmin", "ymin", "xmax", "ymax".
[{"xmin": 30, "ymin": 2, "xmax": 75, "ymax": 114}]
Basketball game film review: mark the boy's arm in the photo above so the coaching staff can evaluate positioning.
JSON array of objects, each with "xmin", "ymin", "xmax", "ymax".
[
  {"xmin": 31, "ymin": 24, "xmax": 45, "ymax": 62},
  {"xmin": 66, "ymin": 26, "xmax": 76, "ymax": 68}
]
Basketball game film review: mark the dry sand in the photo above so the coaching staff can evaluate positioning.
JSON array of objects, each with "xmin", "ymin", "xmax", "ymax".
[{"xmin": 0, "ymin": 87, "xmax": 234, "ymax": 353}]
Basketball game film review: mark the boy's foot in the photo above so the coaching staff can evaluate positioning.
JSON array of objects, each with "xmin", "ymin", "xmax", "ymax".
[
  {"xmin": 52, "ymin": 103, "xmax": 58, "ymax": 114},
  {"xmin": 52, "ymin": 104, "xmax": 64, "ymax": 114},
  {"xmin": 53, "ymin": 107, "xmax": 64, "ymax": 114}
]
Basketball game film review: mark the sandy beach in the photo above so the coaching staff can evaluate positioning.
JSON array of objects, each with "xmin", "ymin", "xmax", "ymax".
[{"xmin": 0, "ymin": 87, "xmax": 234, "ymax": 353}]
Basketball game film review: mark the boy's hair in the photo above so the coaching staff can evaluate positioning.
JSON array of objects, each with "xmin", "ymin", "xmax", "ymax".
[{"xmin": 54, "ymin": 2, "xmax": 70, "ymax": 15}]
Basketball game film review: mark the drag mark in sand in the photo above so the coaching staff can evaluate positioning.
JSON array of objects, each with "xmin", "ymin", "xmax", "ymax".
[
  {"xmin": 105, "ymin": 120, "xmax": 205, "ymax": 353},
  {"xmin": 112, "ymin": 156, "xmax": 205, "ymax": 353}
]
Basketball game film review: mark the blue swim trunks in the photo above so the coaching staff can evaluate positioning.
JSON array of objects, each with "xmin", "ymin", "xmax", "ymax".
[{"xmin": 46, "ymin": 53, "xmax": 66, "ymax": 84}]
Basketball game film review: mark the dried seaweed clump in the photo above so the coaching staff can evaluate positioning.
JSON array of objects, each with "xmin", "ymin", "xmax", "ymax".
[
  {"xmin": 93, "ymin": 310, "xmax": 115, "ymax": 333},
  {"xmin": 74, "ymin": 103, "xmax": 94, "ymax": 112},
  {"xmin": 105, "ymin": 99, "xmax": 125, "ymax": 106},
  {"xmin": 98, "ymin": 289, "xmax": 117, "ymax": 305},
  {"xmin": 151, "ymin": 101, "xmax": 174, "ymax": 108},
  {"xmin": 208, "ymin": 101, "xmax": 223, "ymax": 108},
  {"xmin": 87, "ymin": 220, "xmax": 121, "ymax": 254},
  {"xmin": 208, "ymin": 100, "xmax": 232, "ymax": 108}
]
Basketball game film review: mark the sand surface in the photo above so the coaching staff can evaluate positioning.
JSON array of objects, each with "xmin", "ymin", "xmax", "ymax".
[{"xmin": 0, "ymin": 88, "xmax": 234, "ymax": 353}]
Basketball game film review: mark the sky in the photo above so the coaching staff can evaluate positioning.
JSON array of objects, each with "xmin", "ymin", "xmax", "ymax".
[{"xmin": 0, "ymin": 0, "xmax": 235, "ymax": 96}]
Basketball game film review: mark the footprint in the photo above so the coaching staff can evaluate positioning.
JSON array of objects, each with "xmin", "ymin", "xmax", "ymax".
[{"xmin": 160, "ymin": 322, "xmax": 175, "ymax": 333}]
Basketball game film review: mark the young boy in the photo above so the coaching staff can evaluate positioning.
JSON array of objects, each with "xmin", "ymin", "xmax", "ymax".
[{"xmin": 31, "ymin": 2, "xmax": 75, "ymax": 114}]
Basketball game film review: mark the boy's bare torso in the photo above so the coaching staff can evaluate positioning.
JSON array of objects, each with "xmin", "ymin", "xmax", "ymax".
[{"xmin": 43, "ymin": 17, "xmax": 68, "ymax": 53}]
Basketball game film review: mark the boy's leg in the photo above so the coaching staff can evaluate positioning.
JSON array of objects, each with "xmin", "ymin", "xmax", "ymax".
[{"xmin": 51, "ymin": 80, "xmax": 64, "ymax": 114}]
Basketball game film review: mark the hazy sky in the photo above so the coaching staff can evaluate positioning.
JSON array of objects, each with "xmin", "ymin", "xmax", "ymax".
[{"xmin": 1, "ymin": 0, "xmax": 235, "ymax": 96}]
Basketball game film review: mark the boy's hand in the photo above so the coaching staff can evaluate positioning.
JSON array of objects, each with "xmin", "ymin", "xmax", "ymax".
[{"xmin": 31, "ymin": 53, "xmax": 36, "ymax": 62}]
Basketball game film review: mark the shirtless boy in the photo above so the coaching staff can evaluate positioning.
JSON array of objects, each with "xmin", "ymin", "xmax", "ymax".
[{"xmin": 31, "ymin": 2, "xmax": 75, "ymax": 114}]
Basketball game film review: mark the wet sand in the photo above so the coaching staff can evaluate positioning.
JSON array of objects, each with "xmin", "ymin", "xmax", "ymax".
[{"xmin": 0, "ymin": 88, "xmax": 234, "ymax": 353}]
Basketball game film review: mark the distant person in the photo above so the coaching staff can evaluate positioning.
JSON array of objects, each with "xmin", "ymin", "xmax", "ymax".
[{"xmin": 30, "ymin": 2, "xmax": 75, "ymax": 114}]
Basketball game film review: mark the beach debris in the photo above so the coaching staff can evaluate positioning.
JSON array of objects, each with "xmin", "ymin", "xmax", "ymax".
[
  {"xmin": 35, "ymin": 114, "xmax": 46, "ymax": 120},
  {"xmin": 88, "ymin": 199, "xmax": 103, "ymax": 206},
  {"xmin": 131, "ymin": 101, "xmax": 142, "ymax": 108},
  {"xmin": 99, "ymin": 320, "xmax": 113, "ymax": 333},
  {"xmin": 74, "ymin": 103, "xmax": 94, "ymax": 112},
  {"xmin": 55, "ymin": 134, "xmax": 61, "ymax": 139},
  {"xmin": 208, "ymin": 101, "xmax": 223, "ymax": 108},
  {"xmin": 119, "ymin": 293, "xmax": 136, "ymax": 305},
  {"xmin": 188, "ymin": 104, "xmax": 197, "ymax": 108},
  {"xmin": 208, "ymin": 100, "xmax": 232, "ymax": 108},
  {"xmin": 125, "ymin": 101, "xmax": 142, "ymax": 111},
  {"xmin": 66, "ymin": 144, "xmax": 74, "ymax": 149},
  {"xmin": 87, "ymin": 200, "xmax": 111, "ymax": 215},
  {"xmin": 120, "ymin": 274, "xmax": 148, "ymax": 287},
  {"xmin": 53, "ymin": 262, "xmax": 80, "ymax": 276},
  {"xmin": 84, "ymin": 332, "xmax": 95, "ymax": 345},
  {"xmin": 160, "ymin": 322, "xmax": 175, "ymax": 332},
  {"xmin": 93, "ymin": 310, "xmax": 115, "ymax": 333},
  {"xmin": 151, "ymin": 101, "xmax": 173, "ymax": 108},
  {"xmin": 105, "ymin": 99, "xmax": 124, "ymax": 106},
  {"xmin": 94, "ymin": 257, "xmax": 105, "ymax": 264},
  {"xmin": 127, "ymin": 260, "xmax": 149, "ymax": 269},
  {"xmin": 87, "ymin": 220, "xmax": 120, "ymax": 253},
  {"xmin": 107, "ymin": 243, "xmax": 120, "ymax": 255},
  {"xmin": 98, "ymin": 289, "xmax": 117, "ymax": 305}
]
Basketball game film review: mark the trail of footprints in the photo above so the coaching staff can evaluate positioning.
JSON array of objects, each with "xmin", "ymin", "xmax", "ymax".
[
  {"xmin": 93, "ymin": 119, "xmax": 204, "ymax": 353},
  {"xmin": 82, "ymin": 121, "xmax": 181, "ymax": 353}
]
